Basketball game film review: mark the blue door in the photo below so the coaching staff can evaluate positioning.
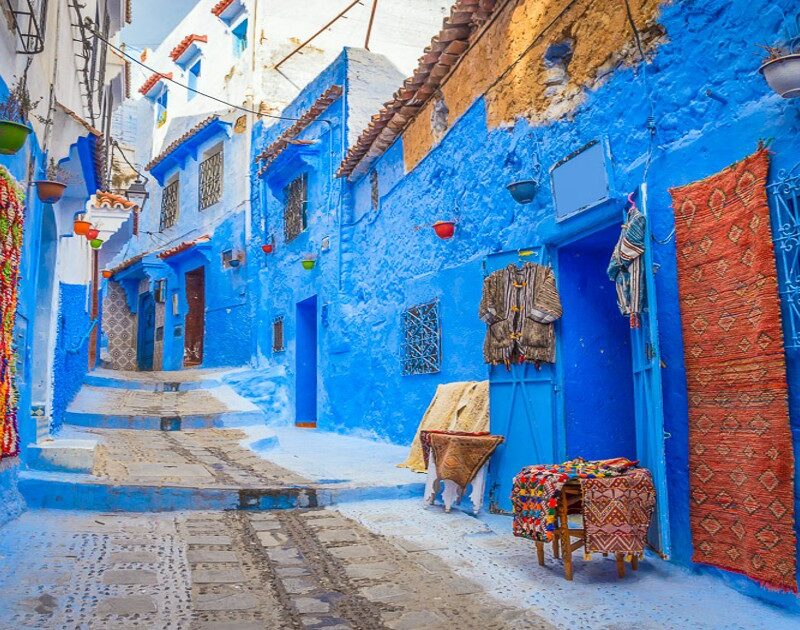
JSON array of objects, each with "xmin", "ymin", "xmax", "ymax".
[
  {"xmin": 486, "ymin": 249, "xmax": 559, "ymax": 513},
  {"xmin": 295, "ymin": 295, "xmax": 318, "ymax": 426},
  {"xmin": 630, "ymin": 184, "xmax": 671, "ymax": 557},
  {"xmin": 137, "ymin": 293, "xmax": 156, "ymax": 371}
]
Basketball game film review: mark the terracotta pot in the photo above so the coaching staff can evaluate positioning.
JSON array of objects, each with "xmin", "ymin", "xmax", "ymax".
[
  {"xmin": 759, "ymin": 54, "xmax": 800, "ymax": 98},
  {"xmin": 86, "ymin": 228, "xmax": 100, "ymax": 240},
  {"xmin": 301, "ymin": 259, "xmax": 316, "ymax": 270},
  {"xmin": 90, "ymin": 238, "xmax": 103, "ymax": 249},
  {"xmin": 507, "ymin": 180, "xmax": 539, "ymax": 204},
  {"xmin": 432, "ymin": 221, "xmax": 456, "ymax": 239},
  {"xmin": 74, "ymin": 220, "xmax": 91, "ymax": 235},
  {"xmin": 0, "ymin": 120, "xmax": 31, "ymax": 156},
  {"xmin": 34, "ymin": 180, "xmax": 67, "ymax": 204},
  {"xmin": 261, "ymin": 243, "xmax": 274, "ymax": 254},
  {"xmin": 101, "ymin": 270, "xmax": 112, "ymax": 279}
]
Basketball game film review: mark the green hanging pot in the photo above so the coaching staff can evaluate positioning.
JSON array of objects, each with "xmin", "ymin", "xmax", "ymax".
[
  {"xmin": 90, "ymin": 238, "xmax": 104, "ymax": 249},
  {"xmin": 301, "ymin": 259, "xmax": 316, "ymax": 270},
  {"xmin": 0, "ymin": 120, "xmax": 32, "ymax": 155}
]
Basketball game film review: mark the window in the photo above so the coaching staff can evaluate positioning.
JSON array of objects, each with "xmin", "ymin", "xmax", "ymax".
[
  {"xmin": 272, "ymin": 317, "xmax": 284, "ymax": 352},
  {"xmin": 188, "ymin": 60, "xmax": 201, "ymax": 100},
  {"xmin": 232, "ymin": 19, "xmax": 248, "ymax": 57},
  {"xmin": 160, "ymin": 178, "xmax": 179, "ymax": 231},
  {"xmin": 199, "ymin": 146, "xmax": 223, "ymax": 209},
  {"xmin": 402, "ymin": 300, "xmax": 441, "ymax": 375},
  {"xmin": 284, "ymin": 173, "xmax": 307, "ymax": 243},
  {"xmin": 155, "ymin": 88, "xmax": 168, "ymax": 128}
]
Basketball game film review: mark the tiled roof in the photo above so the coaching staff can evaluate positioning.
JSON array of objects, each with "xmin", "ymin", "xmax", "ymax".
[
  {"xmin": 211, "ymin": 0, "xmax": 235, "ymax": 17},
  {"xmin": 145, "ymin": 115, "xmax": 220, "ymax": 172},
  {"xmin": 337, "ymin": 0, "xmax": 499, "ymax": 178},
  {"xmin": 158, "ymin": 235, "xmax": 211, "ymax": 259},
  {"xmin": 56, "ymin": 101, "xmax": 102, "ymax": 136},
  {"xmin": 255, "ymin": 85, "xmax": 343, "ymax": 175},
  {"xmin": 138, "ymin": 72, "xmax": 172, "ymax": 96},
  {"xmin": 169, "ymin": 34, "xmax": 208, "ymax": 62},
  {"xmin": 92, "ymin": 190, "xmax": 138, "ymax": 210},
  {"xmin": 107, "ymin": 252, "xmax": 147, "ymax": 276},
  {"xmin": 124, "ymin": 60, "xmax": 131, "ymax": 100},
  {"xmin": 125, "ymin": 0, "xmax": 132, "ymax": 24}
]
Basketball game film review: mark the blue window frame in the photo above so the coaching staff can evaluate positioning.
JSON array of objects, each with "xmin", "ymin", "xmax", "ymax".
[
  {"xmin": 155, "ymin": 88, "xmax": 168, "ymax": 127},
  {"xmin": 232, "ymin": 19, "xmax": 248, "ymax": 57},
  {"xmin": 188, "ymin": 61, "xmax": 201, "ymax": 100}
]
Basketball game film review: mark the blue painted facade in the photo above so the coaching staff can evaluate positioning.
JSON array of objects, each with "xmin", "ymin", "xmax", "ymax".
[{"xmin": 247, "ymin": 1, "xmax": 800, "ymax": 608}]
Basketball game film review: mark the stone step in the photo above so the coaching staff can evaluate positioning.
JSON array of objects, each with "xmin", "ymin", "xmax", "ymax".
[
  {"xmin": 18, "ymin": 469, "xmax": 425, "ymax": 512},
  {"xmin": 63, "ymin": 410, "xmax": 264, "ymax": 430},
  {"xmin": 26, "ymin": 438, "xmax": 97, "ymax": 473},
  {"xmin": 84, "ymin": 370, "xmax": 222, "ymax": 392}
]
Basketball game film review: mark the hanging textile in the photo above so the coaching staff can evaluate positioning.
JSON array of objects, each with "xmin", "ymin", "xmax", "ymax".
[
  {"xmin": 479, "ymin": 262, "xmax": 562, "ymax": 366},
  {"xmin": 0, "ymin": 167, "xmax": 24, "ymax": 461},
  {"xmin": 608, "ymin": 199, "xmax": 646, "ymax": 328},
  {"xmin": 670, "ymin": 148, "xmax": 797, "ymax": 592}
]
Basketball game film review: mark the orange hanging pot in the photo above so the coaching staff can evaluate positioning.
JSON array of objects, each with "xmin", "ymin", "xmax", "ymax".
[
  {"xmin": 432, "ymin": 220, "xmax": 456, "ymax": 240},
  {"xmin": 74, "ymin": 219, "xmax": 91, "ymax": 236},
  {"xmin": 101, "ymin": 270, "xmax": 112, "ymax": 279}
]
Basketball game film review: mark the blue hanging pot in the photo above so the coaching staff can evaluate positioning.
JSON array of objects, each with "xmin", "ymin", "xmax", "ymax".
[{"xmin": 507, "ymin": 180, "xmax": 539, "ymax": 204}]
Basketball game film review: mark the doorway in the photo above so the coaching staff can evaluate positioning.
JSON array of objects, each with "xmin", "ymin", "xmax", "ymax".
[
  {"xmin": 295, "ymin": 295, "xmax": 318, "ymax": 427},
  {"xmin": 557, "ymin": 225, "xmax": 636, "ymax": 461},
  {"xmin": 31, "ymin": 208, "xmax": 57, "ymax": 407},
  {"xmin": 137, "ymin": 292, "xmax": 156, "ymax": 371},
  {"xmin": 184, "ymin": 266, "xmax": 205, "ymax": 367}
]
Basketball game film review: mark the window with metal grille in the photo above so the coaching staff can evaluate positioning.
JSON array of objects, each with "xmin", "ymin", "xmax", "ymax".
[
  {"xmin": 768, "ymin": 166, "xmax": 800, "ymax": 349},
  {"xmin": 284, "ymin": 173, "xmax": 308, "ymax": 243},
  {"xmin": 160, "ymin": 178, "xmax": 179, "ymax": 231},
  {"xmin": 272, "ymin": 316, "xmax": 285, "ymax": 352},
  {"xmin": 5, "ymin": 0, "xmax": 48, "ymax": 54},
  {"xmin": 402, "ymin": 300, "xmax": 441, "ymax": 375},
  {"xmin": 199, "ymin": 148, "xmax": 223, "ymax": 210}
]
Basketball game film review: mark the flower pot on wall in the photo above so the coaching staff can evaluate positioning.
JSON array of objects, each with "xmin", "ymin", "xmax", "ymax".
[
  {"xmin": 301, "ymin": 258, "xmax": 316, "ymax": 270},
  {"xmin": 86, "ymin": 228, "xmax": 100, "ymax": 240},
  {"xmin": 261, "ymin": 243, "xmax": 274, "ymax": 254},
  {"xmin": 0, "ymin": 120, "xmax": 31, "ymax": 155},
  {"xmin": 90, "ymin": 238, "xmax": 103, "ymax": 250},
  {"xmin": 33, "ymin": 180, "xmax": 67, "ymax": 203},
  {"xmin": 507, "ymin": 180, "xmax": 539, "ymax": 204},
  {"xmin": 74, "ymin": 219, "xmax": 91, "ymax": 235},
  {"xmin": 759, "ymin": 53, "xmax": 800, "ymax": 98},
  {"xmin": 102, "ymin": 270, "xmax": 112, "ymax": 279},
  {"xmin": 432, "ymin": 221, "xmax": 456, "ymax": 240}
]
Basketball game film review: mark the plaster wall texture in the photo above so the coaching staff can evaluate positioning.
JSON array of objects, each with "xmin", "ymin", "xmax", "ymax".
[{"xmin": 248, "ymin": 0, "xmax": 800, "ymax": 608}]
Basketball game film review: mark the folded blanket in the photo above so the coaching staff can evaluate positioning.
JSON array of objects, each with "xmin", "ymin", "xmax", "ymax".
[{"xmin": 427, "ymin": 432, "xmax": 504, "ymax": 489}]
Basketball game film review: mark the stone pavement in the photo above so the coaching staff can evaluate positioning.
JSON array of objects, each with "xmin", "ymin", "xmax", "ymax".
[{"xmin": 0, "ymin": 508, "xmax": 550, "ymax": 629}]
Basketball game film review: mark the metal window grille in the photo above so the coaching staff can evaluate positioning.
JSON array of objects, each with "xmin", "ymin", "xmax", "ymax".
[
  {"xmin": 402, "ymin": 300, "xmax": 441, "ymax": 375},
  {"xmin": 272, "ymin": 317, "xmax": 285, "ymax": 352},
  {"xmin": 284, "ymin": 174, "xmax": 307, "ymax": 242},
  {"xmin": 199, "ymin": 150, "xmax": 223, "ymax": 210},
  {"xmin": 5, "ymin": 0, "xmax": 47, "ymax": 54},
  {"xmin": 160, "ymin": 180, "xmax": 179, "ymax": 231},
  {"xmin": 768, "ymin": 164, "xmax": 800, "ymax": 349}
]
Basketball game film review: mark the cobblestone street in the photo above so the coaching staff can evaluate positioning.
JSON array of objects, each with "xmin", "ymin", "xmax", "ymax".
[{"xmin": 0, "ymin": 508, "xmax": 549, "ymax": 630}]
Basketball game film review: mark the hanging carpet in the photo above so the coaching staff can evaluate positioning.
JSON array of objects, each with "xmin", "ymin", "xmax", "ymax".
[{"xmin": 670, "ymin": 148, "xmax": 797, "ymax": 592}]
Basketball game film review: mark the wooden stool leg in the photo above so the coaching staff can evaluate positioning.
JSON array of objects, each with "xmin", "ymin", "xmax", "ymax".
[
  {"xmin": 536, "ymin": 542, "xmax": 545, "ymax": 566},
  {"xmin": 552, "ymin": 535, "xmax": 560, "ymax": 559},
  {"xmin": 631, "ymin": 555, "xmax": 639, "ymax": 571},
  {"xmin": 559, "ymin": 494, "xmax": 573, "ymax": 580},
  {"xmin": 615, "ymin": 553, "xmax": 626, "ymax": 578}
]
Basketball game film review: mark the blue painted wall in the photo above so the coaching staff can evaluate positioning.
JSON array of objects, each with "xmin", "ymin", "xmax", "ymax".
[{"xmin": 248, "ymin": 0, "xmax": 800, "ymax": 608}]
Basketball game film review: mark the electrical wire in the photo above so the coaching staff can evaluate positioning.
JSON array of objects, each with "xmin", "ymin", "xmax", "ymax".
[{"xmin": 82, "ymin": 18, "xmax": 331, "ymax": 125}]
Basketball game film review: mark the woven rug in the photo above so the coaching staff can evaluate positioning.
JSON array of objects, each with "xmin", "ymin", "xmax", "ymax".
[
  {"xmin": 670, "ymin": 148, "xmax": 797, "ymax": 592},
  {"xmin": 0, "ymin": 168, "xmax": 23, "ymax": 461},
  {"xmin": 427, "ymin": 432, "xmax": 503, "ymax": 489},
  {"xmin": 581, "ymin": 468, "xmax": 655, "ymax": 556}
]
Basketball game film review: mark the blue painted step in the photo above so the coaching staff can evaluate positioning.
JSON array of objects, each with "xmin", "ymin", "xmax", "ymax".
[{"xmin": 63, "ymin": 410, "xmax": 264, "ymax": 430}]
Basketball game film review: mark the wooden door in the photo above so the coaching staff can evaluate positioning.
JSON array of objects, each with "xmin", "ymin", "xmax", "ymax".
[
  {"xmin": 184, "ymin": 266, "xmax": 205, "ymax": 367},
  {"xmin": 137, "ymin": 293, "xmax": 156, "ymax": 371}
]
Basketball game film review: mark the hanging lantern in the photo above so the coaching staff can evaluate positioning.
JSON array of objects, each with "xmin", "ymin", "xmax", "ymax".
[
  {"xmin": 74, "ymin": 219, "xmax": 91, "ymax": 235},
  {"xmin": 432, "ymin": 221, "xmax": 456, "ymax": 240},
  {"xmin": 90, "ymin": 238, "xmax": 104, "ymax": 250},
  {"xmin": 86, "ymin": 228, "xmax": 100, "ymax": 240}
]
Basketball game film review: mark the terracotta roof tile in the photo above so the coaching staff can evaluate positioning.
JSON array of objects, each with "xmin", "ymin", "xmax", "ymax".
[
  {"xmin": 125, "ymin": 0, "xmax": 132, "ymax": 24},
  {"xmin": 169, "ymin": 34, "xmax": 208, "ymax": 62},
  {"xmin": 145, "ymin": 114, "xmax": 220, "ymax": 172},
  {"xmin": 254, "ymin": 85, "xmax": 342, "ymax": 175},
  {"xmin": 211, "ymin": 0, "xmax": 235, "ymax": 17},
  {"xmin": 337, "ymin": 0, "xmax": 499, "ymax": 179},
  {"xmin": 138, "ymin": 72, "xmax": 172, "ymax": 96},
  {"xmin": 158, "ymin": 235, "xmax": 211, "ymax": 259},
  {"xmin": 108, "ymin": 252, "xmax": 147, "ymax": 276},
  {"xmin": 56, "ymin": 101, "xmax": 102, "ymax": 136},
  {"xmin": 92, "ymin": 190, "xmax": 138, "ymax": 210}
]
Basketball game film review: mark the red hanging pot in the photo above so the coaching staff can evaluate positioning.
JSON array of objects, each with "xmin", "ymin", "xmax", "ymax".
[
  {"xmin": 101, "ymin": 270, "xmax": 112, "ymax": 279},
  {"xmin": 432, "ymin": 221, "xmax": 456, "ymax": 240},
  {"xmin": 261, "ymin": 243, "xmax": 274, "ymax": 254},
  {"xmin": 86, "ymin": 228, "xmax": 100, "ymax": 240},
  {"xmin": 34, "ymin": 180, "xmax": 67, "ymax": 204}
]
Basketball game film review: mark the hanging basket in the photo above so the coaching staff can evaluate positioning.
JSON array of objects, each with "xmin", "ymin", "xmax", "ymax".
[
  {"xmin": 507, "ymin": 180, "xmax": 539, "ymax": 204},
  {"xmin": 86, "ymin": 228, "xmax": 100, "ymax": 240},
  {"xmin": 432, "ymin": 221, "xmax": 456, "ymax": 240},
  {"xmin": 0, "ymin": 120, "xmax": 31, "ymax": 156},
  {"xmin": 301, "ymin": 259, "xmax": 316, "ymax": 270},
  {"xmin": 74, "ymin": 220, "xmax": 92, "ymax": 236},
  {"xmin": 33, "ymin": 180, "xmax": 67, "ymax": 204},
  {"xmin": 759, "ymin": 53, "xmax": 800, "ymax": 98},
  {"xmin": 90, "ymin": 238, "xmax": 103, "ymax": 250},
  {"xmin": 101, "ymin": 270, "xmax": 112, "ymax": 279},
  {"xmin": 261, "ymin": 243, "xmax": 274, "ymax": 254}
]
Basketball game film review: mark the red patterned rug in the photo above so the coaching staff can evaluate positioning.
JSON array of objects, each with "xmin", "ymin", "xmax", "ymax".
[{"xmin": 670, "ymin": 148, "xmax": 797, "ymax": 592}]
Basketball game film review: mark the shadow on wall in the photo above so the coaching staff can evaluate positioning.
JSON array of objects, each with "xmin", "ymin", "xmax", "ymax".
[{"xmin": 222, "ymin": 365, "xmax": 291, "ymax": 424}]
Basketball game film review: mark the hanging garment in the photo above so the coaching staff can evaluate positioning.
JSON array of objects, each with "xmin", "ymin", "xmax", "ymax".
[
  {"xmin": 479, "ymin": 263, "xmax": 562, "ymax": 365},
  {"xmin": 608, "ymin": 202, "xmax": 646, "ymax": 328}
]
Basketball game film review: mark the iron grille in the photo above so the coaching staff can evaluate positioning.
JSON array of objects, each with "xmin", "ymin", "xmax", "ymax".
[
  {"xmin": 199, "ymin": 150, "xmax": 223, "ymax": 210},
  {"xmin": 272, "ymin": 317, "xmax": 285, "ymax": 352},
  {"xmin": 160, "ymin": 180, "xmax": 179, "ymax": 231},
  {"xmin": 284, "ymin": 173, "xmax": 307, "ymax": 242},
  {"xmin": 4, "ymin": 0, "xmax": 47, "ymax": 54},
  {"xmin": 768, "ymin": 164, "xmax": 800, "ymax": 349},
  {"xmin": 402, "ymin": 300, "xmax": 441, "ymax": 375}
]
